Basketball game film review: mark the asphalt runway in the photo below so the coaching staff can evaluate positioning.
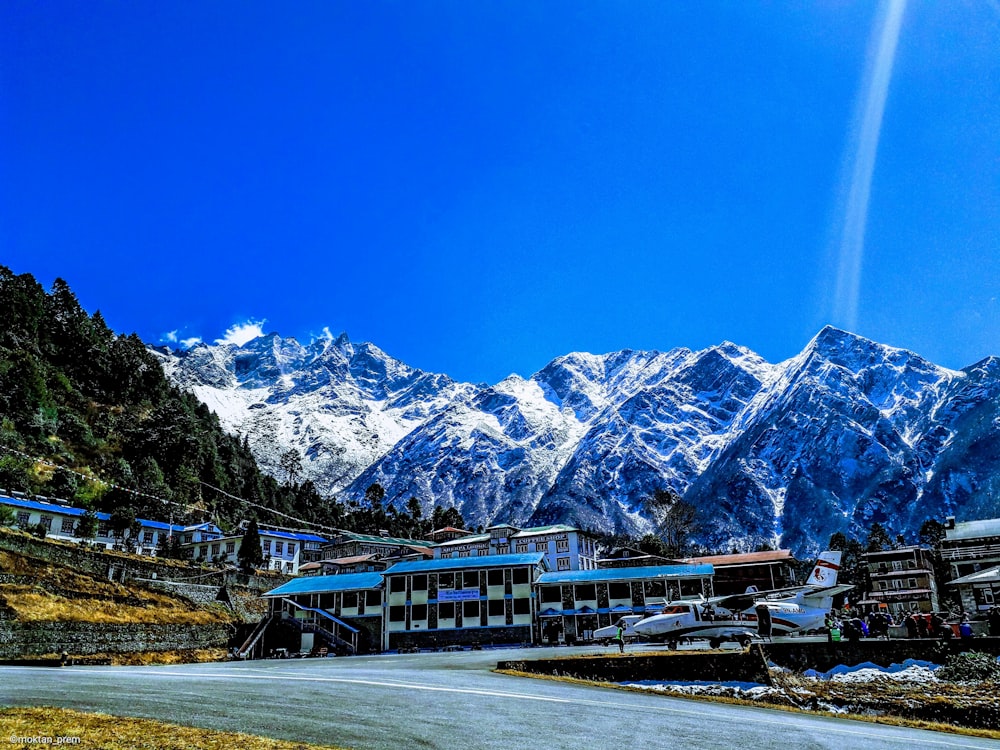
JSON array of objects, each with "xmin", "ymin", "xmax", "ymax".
[{"xmin": 3, "ymin": 646, "xmax": 998, "ymax": 750}]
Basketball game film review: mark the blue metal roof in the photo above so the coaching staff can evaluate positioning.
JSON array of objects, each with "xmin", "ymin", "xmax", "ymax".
[
  {"xmin": 385, "ymin": 552, "xmax": 545, "ymax": 575},
  {"xmin": 0, "ymin": 495, "xmax": 182, "ymax": 532},
  {"xmin": 263, "ymin": 572, "xmax": 385, "ymax": 597},
  {"xmin": 260, "ymin": 529, "xmax": 329, "ymax": 543},
  {"xmin": 536, "ymin": 563, "xmax": 714, "ymax": 585}
]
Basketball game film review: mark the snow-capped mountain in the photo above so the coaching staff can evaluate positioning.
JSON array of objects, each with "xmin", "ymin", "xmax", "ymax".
[
  {"xmin": 156, "ymin": 326, "xmax": 1000, "ymax": 556},
  {"xmin": 154, "ymin": 331, "xmax": 481, "ymax": 491}
]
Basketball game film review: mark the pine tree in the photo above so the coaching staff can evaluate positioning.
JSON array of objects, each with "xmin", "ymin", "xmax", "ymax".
[{"xmin": 238, "ymin": 518, "xmax": 264, "ymax": 572}]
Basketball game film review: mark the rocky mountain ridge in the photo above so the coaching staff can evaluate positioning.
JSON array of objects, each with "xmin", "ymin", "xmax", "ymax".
[{"xmin": 155, "ymin": 327, "xmax": 1000, "ymax": 555}]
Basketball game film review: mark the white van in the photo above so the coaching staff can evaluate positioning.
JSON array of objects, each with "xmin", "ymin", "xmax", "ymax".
[{"xmin": 593, "ymin": 615, "xmax": 643, "ymax": 645}]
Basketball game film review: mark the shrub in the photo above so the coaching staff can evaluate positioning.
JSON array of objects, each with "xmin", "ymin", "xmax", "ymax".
[{"xmin": 936, "ymin": 651, "xmax": 1000, "ymax": 682}]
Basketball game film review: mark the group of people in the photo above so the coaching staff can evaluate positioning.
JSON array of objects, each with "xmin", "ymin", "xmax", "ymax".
[{"xmin": 824, "ymin": 607, "xmax": 978, "ymax": 642}]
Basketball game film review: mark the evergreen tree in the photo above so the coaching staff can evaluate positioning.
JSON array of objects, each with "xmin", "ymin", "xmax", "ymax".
[
  {"xmin": 866, "ymin": 521, "xmax": 894, "ymax": 552},
  {"xmin": 238, "ymin": 518, "xmax": 264, "ymax": 572}
]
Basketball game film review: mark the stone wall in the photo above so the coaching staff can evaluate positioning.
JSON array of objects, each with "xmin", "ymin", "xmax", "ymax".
[
  {"xmin": 0, "ymin": 621, "xmax": 233, "ymax": 659},
  {"xmin": 0, "ymin": 528, "xmax": 287, "ymax": 594},
  {"xmin": 498, "ymin": 647, "xmax": 772, "ymax": 684},
  {"xmin": 761, "ymin": 636, "xmax": 1000, "ymax": 672}
]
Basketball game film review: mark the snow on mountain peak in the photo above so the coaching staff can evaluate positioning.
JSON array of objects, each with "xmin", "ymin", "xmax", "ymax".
[{"xmin": 157, "ymin": 328, "xmax": 1000, "ymax": 556}]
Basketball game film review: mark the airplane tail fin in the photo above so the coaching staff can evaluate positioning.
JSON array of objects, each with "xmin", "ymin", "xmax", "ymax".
[{"xmin": 804, "ymin": 550, "xmax": 842, "ymax": 588}]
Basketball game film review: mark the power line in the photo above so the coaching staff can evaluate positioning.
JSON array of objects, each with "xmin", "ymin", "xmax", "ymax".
[
  {"xmin": 198, "ymin": 481, "xmax": 347, "ymax": 537},
  {"xmin": 0, "ymin": 443, "xmax": 207, "ymax": 518}
]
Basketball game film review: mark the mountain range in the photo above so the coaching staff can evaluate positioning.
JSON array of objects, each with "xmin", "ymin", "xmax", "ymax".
[{"xmin": 154, "ymin": 326, "xmax": 1000, "ymax": 556}]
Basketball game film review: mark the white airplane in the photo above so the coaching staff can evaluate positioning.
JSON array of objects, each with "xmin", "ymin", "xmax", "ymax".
[
  {"xmin": 593, "ymin": 614, "xmax": 644, "ymax": 646},
  {"xmin": 632, "ymin": 551, "xmax": 851, "ymax": 649}
]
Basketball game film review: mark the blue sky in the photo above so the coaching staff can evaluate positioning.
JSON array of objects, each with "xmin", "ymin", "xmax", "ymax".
[{"xmin": 2, "ymin": 1, "xmax": 998, "ymax": 384}]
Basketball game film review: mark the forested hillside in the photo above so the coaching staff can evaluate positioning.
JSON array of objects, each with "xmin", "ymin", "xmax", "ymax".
[{"xmin": 0, "ymin": 266, "xmax": 339, "ymax": 533}]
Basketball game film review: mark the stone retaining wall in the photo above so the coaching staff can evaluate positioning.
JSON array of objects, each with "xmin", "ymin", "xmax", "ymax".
[
  {"xmin": 0, "ymin": 528, "xmax": 287, "ymax": 594},
  {"xmin": 761, "ymin": 636, "xmax": 1000, "ymax": 672},
  {"xmin": 0, "ymin": 621, "xmax": 233, "ymax": 659},
  {"xmin": 498, "ymin": 647, "xmax": 772, "ymax": 685}
]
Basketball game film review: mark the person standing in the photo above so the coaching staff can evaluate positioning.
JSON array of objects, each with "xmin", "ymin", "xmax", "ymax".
[
  {"xmin": 755, "ymin": 603, "xmax": 772, "ymax": 641},
  {"xmin": 616, "ymin": 622, "xmax": 625, "ymax": 654}
]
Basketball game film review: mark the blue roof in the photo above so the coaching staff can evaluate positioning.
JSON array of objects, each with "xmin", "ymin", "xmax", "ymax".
[
  {"xmin": 385, "ymin": 552, "xmax": 545, "ymax": 575},
  {"xmin": 264, "ymin": 572, "xmax": 385, "ymax": 597},
  {"xmin": 536, "ymin": 563, "xmax": 714, "ymax": 585},
  {"xmin": 0, "ymin": 495, "xmax": 182, "ymax": 532},
  {"xmin": 260, "ymin": 529, "xmax": 329, "ymax": 543}
]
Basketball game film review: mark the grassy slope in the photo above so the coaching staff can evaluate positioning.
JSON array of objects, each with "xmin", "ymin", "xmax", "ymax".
[{"xmin": 0, "ymin": 707, "xmax": 348, "ymax": 750}]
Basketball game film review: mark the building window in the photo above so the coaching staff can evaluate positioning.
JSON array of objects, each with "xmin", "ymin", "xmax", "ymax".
[
  {"xmin": 61, "ymin": 518, "xmax": 75, "ymax": 534},
  {"xmin": 540, "ymin": 586, "xmax": 561, "ymax": 603},
  {"xmin": 389, "ymin": 577, "xmax": 406, "ymax": 593},
  {"xmin": 513, "ymin": 597, "xmax": 530, "ymax": 615},
  {"xmin": 487, "ymin": 569, "xmax": 504, "ymax": 587},
  {"xmin": 287, "ymin": 544, "xmax": 295, "ymax": 556},
  {"xmin": 462, "ymin": 600, "xmax": 479, "ymax": 619},
  {"xmin": 199, "ymin": 546, "xmax": 207, "ymax": 558},
  {"xmin": 459, "ymin": 550, "xmax": 470, "ymax": 558},
  {"xmin": 575, "ymin": 584, "xmax": 596, "ymax": 601},
  {"xmin": 39, "ymin": 516, "xmax": 52, "ymax": 530},
  {"xmin": 366, "ymin": 590, "xmax": 381, "ymax": 607},
  {"xmin": 438, "ymin": 573, "xmax": 454, "ymax": 589},
  {"xmin": 226, "ymin": 541, "xmax": 235, "ymax": 554},
  {"xmin": 609, "ymin": 582, "xmax": 630, "ymax": 599},
  {"xmin": 412, "ymin": 604, "xmax": 428, "ymax": 621},
  {"xmin": 389, "ymin": 606, "xmax": 406, "ymax": 622},
  {"xmin": 478, "ymin": 549, "xmax": 488, "ymax": 556},
  {"xmin": 512, "ymin": 568, "xmax": 529, "ymax": 585},
  {"xmin": 183, "ymin": 534, "xmax": 192, "ymax": 544},
  {"xmin": 342, "ymin": 592, "xmax": 358, "ymax": 609},
  {"xmin": 275, "ymin": 542, "xmax": 283, "ymax": 555},
  {"xmin": 211, "ymin": 543, "xmax": 220, "ymax": 556},
  {"xmin": 535, "ymin": 541, "xmax": 549, "ymax": 552},
  {"xmin": 557, "ymin": 557, "xmax": 570, "ymax": 571},
  {"xmin": 495, "ymin": 544, "xmax": 509, "ymax": 554},
  {"xmin": 463, "ymin": 571, "xmax": 479, "ymax": 589},
  {"xmin": 262, "ymin": 540, "xmax": 271, "ymax": 553},
  {"xmin": 515, "ymin": 543, "xmax": 528, "ymax": 553},
  {"xmin": 412, "ymin": 575, "xmax": 427, "ymax": 591},
  {"xmin": 15, "ymin": 511, "xmax": 30, "ymax": 527},
  {"xmin": 143, "ymin": 531, "xmax": 154, "ymax": 544},
  {"xmin": 908, "ymin": 578, "xmax": 917, "ymax": 588},
  {"xmin": 556, "ymin": 539, "xmax": 569, "ymax": 552},
  {"xmin": 438, "ymin": 602, "xmax": 455, "ymax": 620},
  {"xmin": 487, "ymin": 599, "xmax": 505, "ymax": 617}
]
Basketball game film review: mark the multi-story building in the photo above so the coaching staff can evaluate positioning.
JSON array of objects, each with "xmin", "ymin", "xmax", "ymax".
[
  {"xmin": 939, "ymin": 517, "xmax": 1000, "ymax": 579},
  {"xmin": 263, "ymin": 572, "xmax": 385, "ymax": 655},
  {"xmin": 181, "ymin": 528, "xmax": 329, "ymax": 574},
  {"xmin": 862, "ymin": 545, "xmax": 939, "ymax": 615},
  {"xmin": 380, "ymin": 553, "xmax": 545, "ymax": 651},
  {"xmin": 683, "ymin": 550, "xmax": 796, "ymax": 596},
  {"xmin": 0, "ymin": 493, "xmax": 181, "ymax": 556},
  {"xmin": 318, "ymin": 531, "xmax": 434, "ymax": 564},
  {"xmin": 433, "ymin": 523, "xmax": 599, "ymax": 571},
  {"xmin": 534, "ymin": 563, "xmax": 715, "ymax": 643},
  {"xmin": 259, "ymin": 556, "xmax": 719, "ymax": 655}
]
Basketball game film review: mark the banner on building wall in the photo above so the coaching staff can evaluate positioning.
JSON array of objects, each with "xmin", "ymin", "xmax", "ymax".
[{"xmin": 438, "ymin": 589, "xmax": 481, "ymax": 602}]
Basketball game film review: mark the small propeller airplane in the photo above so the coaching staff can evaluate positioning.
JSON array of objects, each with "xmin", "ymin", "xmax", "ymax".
[{"xmin": 632, "ymin": 551, "xmax": 851, "ymax": 649}]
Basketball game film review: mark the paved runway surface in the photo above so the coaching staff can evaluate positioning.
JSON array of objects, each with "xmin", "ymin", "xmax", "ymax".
[{"xmin": 4, "ymin": 646, "xmax": 998, "ymax": 749}]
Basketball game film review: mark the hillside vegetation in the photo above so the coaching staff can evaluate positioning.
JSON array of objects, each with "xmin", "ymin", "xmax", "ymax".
[{"xmin": 0, "ymin": 266, "xmax": 338, "ymax": 531}]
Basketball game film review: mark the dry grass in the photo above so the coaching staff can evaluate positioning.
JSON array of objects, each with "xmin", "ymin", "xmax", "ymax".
[
  {"xmin": 0, "ymin": 707, "xmax": 349, "ymax": 750},
  {"xmin": 0, "ymin": 549, "xmax": 235, "ymax": 624},
  {"xmin": 2, "ymin": 590, "xmax": 230, "ymax": 624}
]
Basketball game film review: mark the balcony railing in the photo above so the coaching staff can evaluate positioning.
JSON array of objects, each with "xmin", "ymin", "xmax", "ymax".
[{"xmin": 939, "ymin": 544, "xmax": 1000, "ymax": 562}]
